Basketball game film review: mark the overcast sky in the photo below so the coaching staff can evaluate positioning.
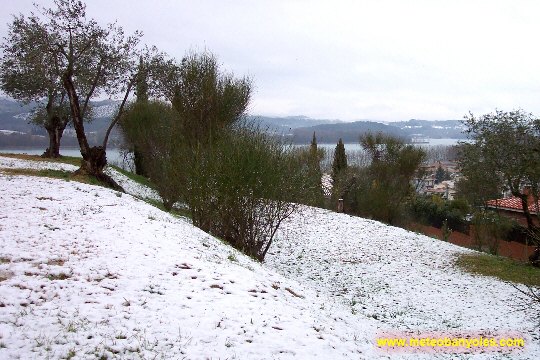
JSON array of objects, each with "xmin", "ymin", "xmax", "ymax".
[{"xmin": 2, "ymin": 0, "xmax": 540, "ymax": 122}]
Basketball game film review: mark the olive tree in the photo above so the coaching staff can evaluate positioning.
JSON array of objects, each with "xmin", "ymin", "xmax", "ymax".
[
  {"xmin": 1, "ymin": 0, "xmax": 146, "ymax": 188},
  {"xmin": 459, "ymin": 110, "xmax": 540, "ymax": 230},
  {"xmin": 0, "ymin": 13, "xmax": 73, "ymax": 157}
]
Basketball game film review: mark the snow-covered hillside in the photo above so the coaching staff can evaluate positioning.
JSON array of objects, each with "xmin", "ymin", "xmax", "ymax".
[
  {"xmin": 268, "ymin": 211, "xmax": 539, "ymax": 348},
  {"xmin": 0, "ymin": 158, "xmax": 376, "ymax": 359},
  {"xmin": 0, "ymin": 155, "xmax": 538, "ymax": 359}
]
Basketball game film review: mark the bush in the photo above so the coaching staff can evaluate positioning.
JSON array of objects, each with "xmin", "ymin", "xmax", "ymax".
[
  {"xmin": 123, "ymin": 107, "xmax": 313, "ymax": 260},
  {"xmin": 120, "ymin": 100, "xmax": 183, "ymax": 209},
  {"xmin": 186, "ymin": 126, "xmax": 314, "ymax": 260},
  {"xmin": 471, "ymin": 210, "xmax": 516, "ymax": 255},
  {"xmin": 120, "ymin": 50, "xmax": 316, "ymax": 261},
  {"xmin": 408, "ymin": 196, "xmax": 470, "ymax": 233},
  {"xmin": 335, "ymin": 133, "xmax": 425, "ymax": 225}
]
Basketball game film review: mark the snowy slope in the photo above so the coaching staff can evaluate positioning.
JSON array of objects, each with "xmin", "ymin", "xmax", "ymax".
[
  {"xmin": 267, "ymin": 209, "xmax": 540, "ymax": 358},
  {"xmin": 0, "ymin": 155, "xmax": 161, "ymax": 202},
  {"xmin": 0, "ymin": 173, "xmax": 378, "ymax": 359},
  {"xmin": 0, "ymin": 155, "xmax": 538, "ymax": 359}
]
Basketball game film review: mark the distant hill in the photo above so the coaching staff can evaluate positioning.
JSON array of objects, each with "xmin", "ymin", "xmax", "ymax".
[
  {"xmin": 391, "ymin": 119, "xmax": 467, "ymax": 140},
  {"xmin": 291, "ymin": 121, "xmax": 402, "ymax": 143},
  {"xmin": 248, "ymin": 115, "xmax": 343, "ymax": 134},
  {"xmin": 0, "ymin": 97, "xmax": 121, "ymax": 148},
  {"xmin": 290, "ymin": 119, "xmax": 465, "ymax": 144}
]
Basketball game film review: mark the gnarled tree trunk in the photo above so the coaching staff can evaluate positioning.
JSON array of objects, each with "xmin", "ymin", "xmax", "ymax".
[
  {"xmin": 71, "ymin": 145, "xmax": 122, "ymax": 191},
  {"xmin": 63, "ymin": 70, "xmax": 123, "ymax": 191},
  {"xmin": 42, "ymin": 115, "xmax": 67, "ymax": 158}
]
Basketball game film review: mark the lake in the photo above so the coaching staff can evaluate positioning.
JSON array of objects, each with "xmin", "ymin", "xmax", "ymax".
[
  {"xmin": 312, "ymin": 138, "xmax": 464, "ymax": 151},
  {"xmin": 2, "ymin": 139, "xmax": 464, "ymax": 172}
]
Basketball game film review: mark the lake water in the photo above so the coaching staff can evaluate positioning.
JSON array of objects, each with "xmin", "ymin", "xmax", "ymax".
[
  {"xmin": 296, "ymin": 138, "xmax": 464, "ymax": 170},
  {"xmin": 313, "ymin": 138, "xmax": 463, "ymax": 151},
  {"xmin": 0, "ymin": 147, "xmax": 132, "ymax": 170},
  {"xmin": 2, "ymin": 138, "xmax": 463, "ymax": 172}
]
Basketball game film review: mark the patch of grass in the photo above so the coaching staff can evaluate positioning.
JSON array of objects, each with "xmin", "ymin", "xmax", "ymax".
[
  {"xmin": 66, "ymin": 349, "xmax": 76, "ymax": 359},
  {"xmin": 456, "ymin": 253, "xmax": 540, "ymax": 287},
  {"xmin": 47, "ymin": 259, "xmax": 65, "ymax": 266},
  {"xmin": 143, "ymin": 198, "xmax": 192, "ymax": 219},
  {"xmin": 1, "ymin": 167, "xmax": 105, "ymax": 187},
  {"xmin": 110, "ymin": 165, "xmax": 154, "ymax": 188},
  {"xmin": 66, "ymin": 321, "xmax": 77, "ymax": 333},
  {"xmin": 2, "ymin": 168, "xmax": 71, "ymax": 180},
  {"xmin": 227, "ymin": 253, "xmax": 238, "ymax": 262},
  {"xmin": 47, "ymin": 273, "xmax": 71, "ymax": 281},
  {"xmin": 1, "ymin": 153, "xmax": 120, "ymax": 189}
]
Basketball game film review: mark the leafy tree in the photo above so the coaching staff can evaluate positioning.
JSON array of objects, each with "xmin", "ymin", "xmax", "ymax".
[
  {"xmin": 347, "ymin": 132, "xmax": 426, "ymax": 224},
  {"xmin": 122, "ymin": 51, "xmax": 251, "ymax": 210},
  {"xmin": 170, "ymin": 51, "xmax": 251, "ymax": 148},
  {"xmin": 128, "ymin": 57, "xmax": 150, "ymax": 177},
  {"xmin": 122, "ymin": 51, "xmax": 312, "ymax": 261},
  {"xmin": 2, "ymin": 0, "xmax": 144, "ymax": 188},
  {"xmin": 434, "ymin": 165, "xmax": 450, "ymax": 184},
  {"xmin": 120, "ymin": 100, "xmax": 181, "ymax": 209},
  {"xmin": 455, "ymin": 142, "xmax": 502, "ymax": 209},
  {"xmin": 134, "ymin": 56, "xmax": 149, "ymax": 103},
  {"xmin": 29, "ymin": 95, "xmax": 72, "ymax": 158},
  {"xmin": 331, "ymin": 138, "xmax": 348, "ymax": 182},
  {"xmin": 0, "ymin": 13, "xmax": 73, "ymax": 157},
  {"xmin": 459, "ymin": 110, "xmax": 540, "ymax": 230},
  {"xmin": 188, "ymin": 126, "xmax": 311, "ymax": 260}
]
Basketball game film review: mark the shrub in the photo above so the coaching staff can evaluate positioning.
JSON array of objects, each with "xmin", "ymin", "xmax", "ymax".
[
  {"xmin": 336, "ymin": 133, "xmax": 425, "ymax": 225},
  {"xmin": 471, "ymin": 210, "xmax": 515, "ymax": 255},
  {"xmin": 120, "ymin": 100, "xmax": 182, "ymax": 209},
  {"xmin": 408, "ymin": 196, "xmax": 469, "ymax": 233},
  {"xmin": 185, "ymin": 126, "xmax": 314, "ymax": 260}
]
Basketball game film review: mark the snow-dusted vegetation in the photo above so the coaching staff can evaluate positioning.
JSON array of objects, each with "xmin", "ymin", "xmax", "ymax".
[{"xmin": 0, "ymin": 156, "xmax": 538, "ymax": 359}]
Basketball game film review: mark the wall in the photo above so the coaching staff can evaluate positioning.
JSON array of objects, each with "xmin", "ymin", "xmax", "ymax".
[{"xmin": 410, "ymin": 223, "xmax": 537, "ymax": 262}]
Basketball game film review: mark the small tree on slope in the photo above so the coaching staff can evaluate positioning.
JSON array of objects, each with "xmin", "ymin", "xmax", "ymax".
[{"xmin": 331, "ymin": 138, "xmax": 348, "ymax": 182}]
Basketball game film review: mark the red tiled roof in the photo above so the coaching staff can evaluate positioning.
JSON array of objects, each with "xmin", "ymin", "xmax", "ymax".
[{"xmin": 486, "ymin": 197, "xmax": 540, "ymax": 214}]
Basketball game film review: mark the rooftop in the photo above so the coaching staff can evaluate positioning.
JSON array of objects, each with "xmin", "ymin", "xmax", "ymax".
[{"xmin": 486, "ymin": 197, "xmax": 540, "ymax": 214}]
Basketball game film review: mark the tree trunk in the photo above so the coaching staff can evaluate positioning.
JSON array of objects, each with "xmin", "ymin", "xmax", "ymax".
[
  {"xmin": 133, "ymin": 147, "xmax": 147, "ymax": 177},
  {"xmin": 63, "ymin": 71, "xmax": 123, "ymax": 191},
  {"xmin": 530, "ymin": 248, "xmax": 540, "ymax": 267},
  {"xmin": 42, "ymin": 115, "xmax": 67, "ymax": 158},
  {"xmin": 42, "ymin": 127, "xmax": 62, "ymax": 158},
  {"xmin": 518, "ymin": 194, "xmax": 535, "ymax": 230},
  {"xmin": 74, "ymin": 145, "xmax": 123, "ymax": 191}
]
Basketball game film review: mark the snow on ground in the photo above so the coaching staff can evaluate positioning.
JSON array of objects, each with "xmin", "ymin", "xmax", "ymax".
[
  {"xmin": 0, "ymin": 155, "xmax": 538, "ymax": 359},
  {"xmin": 0, "ymin": 173, "xmax": 378, "ymax": 359},
  {"xmin": 0, "ymin": 156, "xmax": 78, "ymax": 172},
  {"xmin": 266, "ymin": 208, "xmax": 540, "ymax": 358},
  {"xmin": 0, "ymin": 155, "xmax": 161, "ymax": 202},
  {"xmin": 0, "ymin": 130, "xmax": 25, "ymax": 135}
]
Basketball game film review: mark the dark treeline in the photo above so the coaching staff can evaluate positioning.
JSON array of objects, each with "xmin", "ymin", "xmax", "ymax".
[{"xmin": 290, "ymin": 119, "xmax": 465, "ymax": 144}]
